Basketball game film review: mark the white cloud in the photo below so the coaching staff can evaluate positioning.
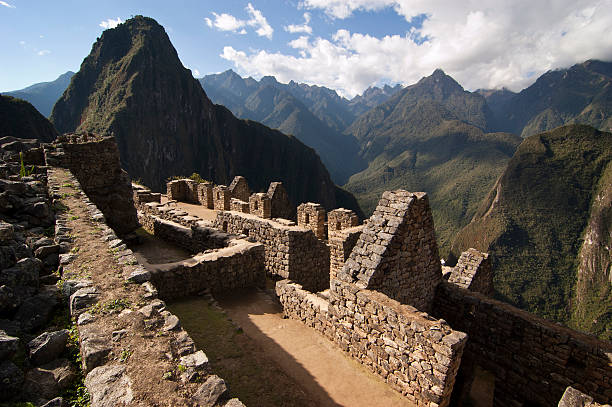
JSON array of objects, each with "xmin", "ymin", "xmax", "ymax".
[
  {"xmin": 99, "ymin": 17, "xmax": 123, "ymax": 29},
  {"xmin": 37, "ymin": 50, "xmax": 51, "ymax": 56},
  {"xmin": 223, "ymin": 0, "xmax": 612, "ymax": 97},
  {"xmin": 0, "ymin": 1, "xmax": 16, "ymax": 8},
  {"xmin": 246, "ymin": 3, "xmax": 273, "ymax": 39},
  {"xmin": 285, "ymin": 12, "xmax": 312, "ymax": 35},
  {"xmin": 206, "ymin": 12, "xmax": 246, "ymax": 32},
  {"xmin": 204, "ymin": 4, "xmax": 272, "ymax": 39},
  {"xmin": 19, "ymin": 40, "xmax": 25, "ymax": 46}
]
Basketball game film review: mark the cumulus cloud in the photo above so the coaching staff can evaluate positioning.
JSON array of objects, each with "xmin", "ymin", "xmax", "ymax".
[
  {"xmin": 222, "ymin": 0, "xmax": 612, "ymax": 97},
  {"xmin": 205, "ymin": 3, "xmax": 273, "ymax": 39},
  {"xmin": 246, "ymin": 3, "xmax": 273, "ymax": 39},
  {"xmin": 285, "ymin": 12, "xmax": 312, "ymax": 35},
  {"xmin": 37, "ymin": 50, "xmax": 51, "ymax": 56},
  {"xmin": 99, "ymin": 17, "xmax": 123, "ymax": 29},
  {"xmin": 0, "ymin": 1, "xmax": 16, "ymax": 8}
]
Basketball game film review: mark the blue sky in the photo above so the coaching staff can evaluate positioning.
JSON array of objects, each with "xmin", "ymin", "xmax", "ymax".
[{"xmin": 1, "ymin": 0, "xmax": 612, "ymax": 97}]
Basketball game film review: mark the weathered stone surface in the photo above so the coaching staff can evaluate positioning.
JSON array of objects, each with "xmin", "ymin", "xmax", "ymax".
[
  {"xmin": 0, "ymin": 360, "xmax": 24, "ymax": 398},
  {"xmin": 80, "ymin": 326, "xmax": 111, "ymax": 373},
  {"xmin": 192, "ymin": 374, "xmax": 228, "ymax": 407},
  {"xmin": 23, "ymin": 358, "xmax": 76, "ymax": 399},
  {"xmin": 558, "ymin": 387, "xmax": 595, "ymax": 407},
  {"xmin": 224, "ymin": 398, "xmax": 246, "ymax": 407},
  {"xmin": 180, "ymin": 350, "xmax": 209, "ymax": 370},
  {"xmin": 28, "ymin": 329, "xmax": 69, "ymax": 365},
  {"xmin": 15, "ymin": 287, "xmax": 58, "ymax": 333},
  {"xmin": 0, "ymin": 330, "xmax": 19, "ymax": 359},
  {"xmin": 69, "ymin": 287, "xmax": 97, "ymax": 316},
  {"xmin": 61, "ymin": 279, "xmax": 92, "ymax": 299},
  {"xmin": 127, "ymin": 268, "xmax": 150, "ymax": 283},
  {"xmin": 162, "ymin": 312, "xmax": 180, "ymax": 331},
  {"xmin": 85, "ymin": 365, "xmax": 133, "ymax": 407},
  {"xmin": 339, "ymin": 190, "xmax": 441, "ymax": 312},
  {"xmin": 448, "ymin": 248, "xmax": 493, "ymax": 296}
]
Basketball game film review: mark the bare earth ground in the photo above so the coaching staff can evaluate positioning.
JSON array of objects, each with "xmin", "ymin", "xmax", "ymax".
[
  {"xmin": 52, "ymin": 168, "xmax": 205, "ymax": 406},
  {"xmin": 161, "ymin": 197, "xmax": 219, "ymax": 222}
]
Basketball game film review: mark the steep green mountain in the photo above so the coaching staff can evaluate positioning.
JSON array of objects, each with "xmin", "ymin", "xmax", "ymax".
[
  {"xmin": 451, "ymin": 124, "xmax": 612, "ymax": 338},
  {"xmin": 347, "ymin": 84, "xmax": 403, "ymax": 116},
  {"xmin": 50, "ymin": 16, "xmax": 362, "ymax": 216},
  {"xmin": 5, "ymin": 71, "xmax": 74, "ymax": 117},
  {"xmin": 0, "ymin": 95, "xmax": 58, "ymax": 142},
  {"xmin": 344, "ymin": 69, "xmax": 520, "ymax": 255},
  {"xmin": 490, "ymin": 60, "xmax": 612, "ymax": 138},
  {"xmin": 200, "ymin": 71, "xmax": 365, "ymax": 184}
]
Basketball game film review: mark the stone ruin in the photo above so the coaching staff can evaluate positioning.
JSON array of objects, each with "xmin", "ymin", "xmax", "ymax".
[
  {"xmin": 145, "ymin": 165, "xmax": 612, "ymax": 407},
  {"xmin": 4, "ymin": 132, "xmax": 608, "ymax": 406}
]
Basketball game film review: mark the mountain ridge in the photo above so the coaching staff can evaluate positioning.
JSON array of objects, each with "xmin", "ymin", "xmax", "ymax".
[{"xmin": 50, "ymin": 16, "xmax": 363, "ymax": 217}]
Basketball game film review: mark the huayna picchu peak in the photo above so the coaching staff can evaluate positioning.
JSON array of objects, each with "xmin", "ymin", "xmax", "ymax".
[{"xmin": 50, "ymin": 16, "xmax": 363, "ymax": 217}]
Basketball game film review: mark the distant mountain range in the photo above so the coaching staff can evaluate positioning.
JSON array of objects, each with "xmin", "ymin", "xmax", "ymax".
[
  {"xmin": 49, "ymin": 16, "xmax": 362, "ymax": 216},
  {"xmin": 4, "ymin": 71, "xmax": 74, "ymax": 117},
  {"xmin": 5, "ymin": 17, "xmax": 610, "ymax": 339}
]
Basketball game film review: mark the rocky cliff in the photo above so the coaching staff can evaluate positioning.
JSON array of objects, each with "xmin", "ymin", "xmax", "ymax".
[
  {"xmin": 50, "ymin": 16, "xmax": 362, "ymax": 215},
  {"xmin": 451, "ymin": 124, "xmax": 612, "ymax": 337}
]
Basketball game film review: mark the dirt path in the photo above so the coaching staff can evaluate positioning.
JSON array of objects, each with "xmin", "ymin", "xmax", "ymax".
[{"xmin": 216, "ymin": 289, "xmax": 413, "ymax": 407}]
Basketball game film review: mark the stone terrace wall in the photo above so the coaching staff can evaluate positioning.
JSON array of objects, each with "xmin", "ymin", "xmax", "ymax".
[
  {"xmin": 338, "ymin": 190, "xmax": 441, "ymax": 312},
  {"xmin": 447, "ymin": 248, "xmax": 493, "ymax": 296},
  {"xmin": 148, "ymin": 240, "xmax": 265, "ymax": 300},
  {"xmin": 44, "ymin": 135, "xmax": 138, "ymax": 235},
  {"xmin": 433, "ymin": 281, "xmax": 612, "ymax": 406},
  {"xmin": 215, "ymin": 211, "xmax": 330, "ymax": 292},
  {"xmin": 329, "ymin": 279, "xmax": 467, "ymax": 407}
]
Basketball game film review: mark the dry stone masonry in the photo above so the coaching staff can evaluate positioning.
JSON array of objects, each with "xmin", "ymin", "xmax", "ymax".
[
  {"xmin": 447, "ymin": 248, "xmax": 493, "ymax": 296},
  {"xmin": 328, "ymin": 208, "xmax": 359, "ymax": 237},
  {"xmin": 338, "ymin": 191, "xmax": 441, "ymax": 312},
  {"xmin": 44, "ymin": 134, "xmax": 139, "ymax": 235},
  {"xmin": 329, "ymin": 225, "xmax": 363, "ymax": 281},
  {"xmin": 297, "ymin": 202, "xmax": 326, "ymax": 240},
  {"xmin": 228, "ymin": 176, "xmax": 251, "ymax": 202},
  {"xmin": 214, "ymin": 211, "xmax": 330, "ymax": 292}
]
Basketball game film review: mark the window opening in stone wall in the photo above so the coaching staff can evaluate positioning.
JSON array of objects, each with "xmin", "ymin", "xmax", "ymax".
[
  {"xmin": 222, "ymin": 221, "xmax": 228, "ymax": 232},
  {"xmin": 254, "ymin": 201, "xmax": 259, "ymax": 210},
  {"xmin": 242, "ymin": 228, "xmax": 249, "ymax": 236},
  {"xmin": 305, "ymin": 213, "xmax": 310, "ymax": 223},
  {"xmin": 336, "ymin": 221, "xmax": 342, "ymax": 230},
  {"xmin": 217, "ymin": 192, "xmax": 221, "ymax": 200}
]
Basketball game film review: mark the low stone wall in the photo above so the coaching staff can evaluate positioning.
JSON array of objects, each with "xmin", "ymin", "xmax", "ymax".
[
  {"xmin": 149, "ymin": 240, "xmax": 265, "ymax": 300},
  {"xmin": 275, "ymin": 280, "xmax": 333, "ymax": 338},
  {"xmin": 433, "ymin": 281, "xmax": 612, "ymax": 406},
  {"xmin": 215, "ymin": 211, "xmax": 330, "ymax": 292},
  {"xmin": 329, "ymin": 279, "xmax": 467, "ymax": 407},
  {"xmin": 44, "ymin": 135, "xmax": 138, "ymax": 235}
]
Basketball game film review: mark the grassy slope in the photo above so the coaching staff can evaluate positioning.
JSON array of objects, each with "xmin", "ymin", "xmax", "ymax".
[{"xmin": 451, "ymin": 124, "xmax": 612, "ymax": 329}]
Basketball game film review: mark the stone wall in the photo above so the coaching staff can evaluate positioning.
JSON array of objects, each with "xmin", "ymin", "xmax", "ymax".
[
  {"xmin": 433, "ymin": 281, "xmax": 612, "ymax": 406},
  {"xmin": 447, "ymin": 248, "xmax": 493, "ymax": 296},
  {"xmin": 331, "ymin": 278, "xmax": 466, "ymax": 406},
  {"xmin": 338, "ymin": 190, "xmax": 441, "ymax": 312},
  {"xmin": 230, "ymin": 198, "xmax": 250, "ymax": 214},
  {"xmin": 197, "ymin": 182, "xmax": 213, "ymax": 209},
  {"xmin": 133, "ymin": 184, "xmax": 162, "ymax": 207},
  {"xmin": 328, "ymin": 208, "xmax": 359, "ymax": 237},
  {"xmin": 44, "ymin": 135, "xmax": 139, "ymax": 235},
  {"xmin": 228, "ymin": 176, "xmax": 250, "ymax": 202},
  {"xmin": 214, "ymin": 211, "xmax": 330, "ymax": 292},
  {"xmin": 148, "ymin": 239, "xmax": 265, "ymax": 300},
  {"xmin": 297, "ymin": 202, "xmax": 326, "ymax": 240},
  {"xmin": 275, "ymin": 280, "xmax": 333, "ymax": 337},
  {"xmin": 267, "ymin": 182, "xmax": 294, "ymax": 220},
  {"xmin": 213, "ymin": 185, "xmax": 230, "ymax": 211},
  {"xmin": 329, "ymin": 225, "xmax": 363, "ymax": 281},
  {"xmin": 249, "ymin": 193, "xmax": 271, "ymax": 219}
]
